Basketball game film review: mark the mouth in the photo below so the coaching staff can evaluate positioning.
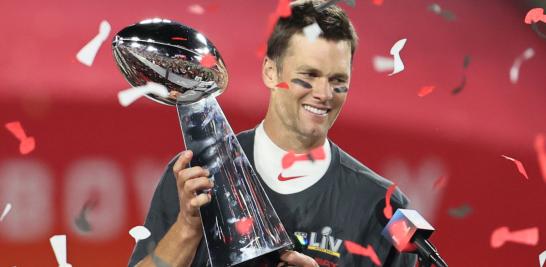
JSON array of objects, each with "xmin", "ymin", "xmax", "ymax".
[{"xmin": 302, "ymin": 104, "xmax": 330, "ymax": 116}]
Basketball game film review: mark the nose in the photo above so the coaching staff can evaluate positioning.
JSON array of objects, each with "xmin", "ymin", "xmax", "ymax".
[{"xmin": 312, "ymin": 77, "xmax": 333, "ymax": 102}]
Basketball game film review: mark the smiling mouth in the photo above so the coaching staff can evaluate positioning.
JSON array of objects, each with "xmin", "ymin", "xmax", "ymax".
[{"xmin": 302, "ymin": 104, "xmax": 330, "ymax": 116}]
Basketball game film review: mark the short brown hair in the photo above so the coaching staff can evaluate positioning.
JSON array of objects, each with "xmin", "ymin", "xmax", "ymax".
[{"xmin": 266, "ymin": 0, "xmax": 359, "ymax": 71}]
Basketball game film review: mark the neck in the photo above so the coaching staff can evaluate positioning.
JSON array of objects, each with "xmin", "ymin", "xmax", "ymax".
[{"xmin": 262, "ymin": 117, "xmax": 326, "ymax": 153}]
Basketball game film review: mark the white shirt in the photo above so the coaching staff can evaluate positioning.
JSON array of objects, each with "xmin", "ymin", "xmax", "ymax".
[{"xmin": 253, "ymin": 122, "xmax": 331, "ymax": 194}]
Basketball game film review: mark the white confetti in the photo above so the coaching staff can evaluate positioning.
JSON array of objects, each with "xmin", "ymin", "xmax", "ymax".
[
  {"xmin": 50, "ymin": 235, "xmax": 72, "ymax": 267},
  {"xmin": 188, "ymin": 4, "xmax": 205, "ymax": 15},
  {"xmin": 129, "ymin": 225, "xmax": 151, "ymax": 243},
  {"xmin": 76, "ymin": 20, "xmax": 111, "ymax": 67},
  {"xmin": 388, "ymin": 38, "xmax": 407, "ymax": 76},
  {"xmin": 510, "ymin": 48, "xmax": 535, "ymax": 84},
  {"xmin": 372, "ymin": 56, "xmax": 395, "ymax": 73},
  {"xmin": 0, "ymin": 203, "xmax": 12, "ymax": 221},
  {"xmin": 540, "ymin": 250, "xmax": 546, "ymax": 267},
  {"xmin": 303, "ymin": 22, "xmax": 323, "ymax": 43},
  {"xmin": 118, "ymin": 82, "xmax": 169, "ymax": 107}
]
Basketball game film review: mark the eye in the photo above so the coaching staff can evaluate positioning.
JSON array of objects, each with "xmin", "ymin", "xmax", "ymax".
[{"xmin": 300, "ymin": 72, "xmax": 318, "ymax": 78}]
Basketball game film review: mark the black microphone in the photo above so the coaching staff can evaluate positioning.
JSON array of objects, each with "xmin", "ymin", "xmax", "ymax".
[{"xmin": 381, "ymin": 209, "xmax": 448, "ymax": 267}]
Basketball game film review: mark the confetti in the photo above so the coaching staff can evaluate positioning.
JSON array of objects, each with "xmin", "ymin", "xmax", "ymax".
[
  {"xmin": 448, "ymin": 203, "xmax": 472, "ymax": 218},
  {"xmin": 417, "ymin": 86, "xmax": 435, "ymax": 97},
  {"xmin": 50, "ymin": 235, "xmax": 72, "ymax": 267},
  {"xmin": 510, "ymin": 48, "xmax": 535, "ymax": 84},
  {"xmin": 303, "ymin": 22, "xmax": 323, "ymax": 43},
  {"xmin": 452, "ymin": 55, "xmax": 471, "ymax": 95},
  {"xmin": 501, "ymin": 155, "xmax": 529, "ymax": 180},
  {"xmin": 427, "ymin": 3, "xmax": 456, "ymax": 21},
  {"xmin": 235, "ymin": 217, "xmax": 254, "ymax": 236},
  {"xmin": 118, "ymin": 82, "xmax": 169, "ymax": 107},
  {"xmin": 540, "ymin": 250, "xmax": 546, "ymax": 267},
  {"xmin": 129, "ymin": 225, "xmax": 151, "ymax": 243},
  {"xmin": 282, "ymin": 146, "xmax": 326, "ymax": 169},
  {"xmin": 371, "ymin": 0, "xmax": 383, "ymax": 6},
  {"xmin": 383, "ymin": 184, "xmax": 396, "ymax": 219},
  {"xmin": 372, "ymin": 56, "xmax": 394, "ymax": 73},
  {"xmin": 76, "ymin": 20, "xmax": 111, "ymax": 67},
  {"xmin": 187, "ymin": 4, "xmax": 205, "ymax": 15},
  {"xmin": 344, "ymin": 240, "xmax": 381, "ymax": 266},
  {"xmin": 524, "ymin": 8, "xmax": 546, "ymax": 24},
  {"xmin": 534, "ymin": 134, "xmax": 546, "ymax": 183},
  {"xmin": 5, "ymin": 121, "xmax": 36, "ymax": 155},
  {"xmin": 276, "ymin": 82, "xmax": 289, "ymax": 89},
  {"xmin": 0, "ymin": 203, "xmax": 12, "ymax": 222},
  {"xmin": 490, "ymin": 226, "xmax": 539, "ymax": 248},
  {"xmin": 200, "ymin": 53, "xmax": 218, "ymax": 68},
  {"xmin": 74, "ymin": 199, "xmax": 97, "ymax": 233},
  {"xmin": 432, "ymin": 175, "xmax": 448, "ymax": 189},
  {"xmin": 388, "ymin": 38, "xmax": 407, "ymax": 76}
]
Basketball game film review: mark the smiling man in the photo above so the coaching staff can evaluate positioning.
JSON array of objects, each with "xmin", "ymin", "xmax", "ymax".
[{"xmin": 129, "ymin": 1, "xmax": 417, "ymax": 267}]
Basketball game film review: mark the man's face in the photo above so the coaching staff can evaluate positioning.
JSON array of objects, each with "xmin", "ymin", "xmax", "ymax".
[{"xmin": 267, "ymin": 33, "xmax": 352, "ymax": 140}]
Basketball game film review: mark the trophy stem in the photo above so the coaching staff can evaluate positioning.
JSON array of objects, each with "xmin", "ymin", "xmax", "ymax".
[{"xmin": 176, "ymin": 96, "xmax": 292, "ymax": 267}]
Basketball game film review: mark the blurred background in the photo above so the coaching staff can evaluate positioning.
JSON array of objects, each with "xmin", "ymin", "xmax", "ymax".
[{"xmin": 1, "ymin": 0, "xmax": 545, "ymax": 266}]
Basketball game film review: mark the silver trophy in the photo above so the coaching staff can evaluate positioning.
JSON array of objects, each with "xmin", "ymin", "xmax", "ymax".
[{"xmin": 112, "ymin": 19, "xmax": 293, "ymax": 267}]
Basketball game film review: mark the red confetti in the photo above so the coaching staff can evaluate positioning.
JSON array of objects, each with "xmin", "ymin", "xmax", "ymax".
[
  {"xmin": 534, "ymin": 134, "xmax": 546, "ymax": 183},
  {"xmin": 432, "ymin": 175, "xmax": 448, "ymax": 189},
  {"xmin": 344, "ymin": 240, "xmax": 381, "ymax": 266},
  {"xmin": 257, "ymin": 0, "xmax": 292, "ymax": 58},
  {"xmin": 524, "ymin": 8, "xmax": 546, "ymax": 24},
  {"xmin": 200, "ymin": 53, "xmax": 217, "ymax": 68},
  {"xmin": 501, "ymin": 155, "xmax": 529, "ymax": 180},
  {"xmin": 417, "ymin": 86, "xmax": 435, "ymax": 97},
  {"xmin": 372, "ymin": 0, "xmax": 384, "ymax": 6},
  {"xmin": 171, "ymin": 37, "xmax": 187, "ymax": 41},
  {"xmin": 276, "ymin": 82, "xmax": 289, "ymax": 89},
  {"xmin": 490, "ymin": 226, "xmax": 539, "ymax": 248},
  {"xmin": 235, "ymin": 217, "xmax": 254, "ymax": 236},
  {"xmin": 281, "ymin": 146, "xmax": 326, "ymax": 169},
  {"xmin": 383, "ymin": 184, "xmax": 396, "ymax": 219},
  {"xmin": 5, "ymin": 121, "xmax": 36, "ymax": 155},
  {"xmin": 275, "ymin": 0, "xmax": 292, "ymax": 18}
]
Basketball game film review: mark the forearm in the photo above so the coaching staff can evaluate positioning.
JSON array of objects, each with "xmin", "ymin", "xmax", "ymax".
[{"xmin": 135, "ymin": 218, "xmax": 203, "ymax": 267}]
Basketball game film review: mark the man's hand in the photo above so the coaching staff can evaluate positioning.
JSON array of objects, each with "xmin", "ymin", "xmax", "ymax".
[
  {"xmin": 173, "ymin": 150, "xmax": 214, "ymax": 234},
  {"xmin": 277, "ymin": 250, "xmax": 319, "ymax": 267}
]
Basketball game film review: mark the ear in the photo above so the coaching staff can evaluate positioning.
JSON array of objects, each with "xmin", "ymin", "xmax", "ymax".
[{"xmin": 262, "ymin": 56, "xmax": 279, "ymax": 90}]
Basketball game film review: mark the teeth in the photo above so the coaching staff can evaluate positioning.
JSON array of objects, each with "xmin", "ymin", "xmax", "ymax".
[{"xmin": 303, "ymin": 105, "xmax": 327, "ymax": 115}]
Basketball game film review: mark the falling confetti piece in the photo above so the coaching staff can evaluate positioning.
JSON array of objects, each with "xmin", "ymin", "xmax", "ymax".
[
  {"xmin": 276, "ymin": 82, "xmax": 289, "ymax": 89},
  {"xmin": 118, "ymin": 82, "xmax": 169, "ymax": 107},
  {"xmin": 388, "ymin": 38, "xmax": 407, "ymax": 76},
  {"xmin": 282, "ymin": 146, "xmax": 326, "ymax": 169},
  {"xmin": 448, "ymin": 203, "xmax": 472, "ymax": 218},
  {"xmin": 371, "ymin": 0, "xmax": 383, "ymax": 6},
  {"xmin": 200, "ymin": 53, "xmax": 218, "ymax": 68},
  {"xmin": 303, "ymin": 22, "xmax": 322, "ymax": 43},
  {"xmin": 50, "ymin": 235, "xmax": 72, "ymax": 267},
  {"xmin": 534, "ymin": 134, "xmax": 546, "ymax": 183},
  {"xmin": 344, "ymin": 240, "xmax": 381, "ymax": 266},
  {"xmin": 490, "ymin": 226, "xmax": 539, "ymax": 248},
  {"xmin": 417, "ymin": 86, "xmax": 435, "ymax": 97},
  {"xmin": 427, "ymin": 3, "xmax": 456, "ymax": 21},
  {"xmin": 432, "ymin": 175, "xmax": 448, "ymax": 189},
  {"xmin": 501, "ymin": 155, "xmax": 529, "ymax": 180},
  {"xmin": 383, "ymin": 184, "xmax": 396, "ymax": 219},
  {"xmin": 539, "ymin": 250, "xmax": 546, "ymax": 267},
  {"xmin": 5, "ymin": 121, "xmax": 36, "ymax": 155},
  {"xmin": 129, "ymin": 225, "xmax": 151, "ymax": 243},
  {"xmin": 510, "ymin": 48, "xmax": 535, "ymax": 84},
  {"xmin": 188, "ymin": 4, "xmax": 205, "ymax": 15},
  {"xmin": 451, "ymin": 56, "xmax": 471, "ymax": 95},
  {"xmin": 372, "ymin": 56, "xmax": 394, "ymax": 73},
  {"xmin": 524, "ymin": 8, "xmax": 546, "ymax": 24},
  {"xmin": 74, "ymin": 199, "xmax": 97, "ymax": 233},
  {"xmin": 76, "ymin": 20, "xmax": 111, "ymax": 67},
  {"xmin": 0, "ymin": 203, "xmax": 12, "ymax": 221},
  {"xmin": 235, "ymin": 217, "xmax": 254, "ymax": 236}
]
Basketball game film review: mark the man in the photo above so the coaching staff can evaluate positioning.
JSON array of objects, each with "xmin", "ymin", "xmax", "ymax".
[{"xmin": 129, "ymin": 1, "xmax": 417, "ymax": 266}]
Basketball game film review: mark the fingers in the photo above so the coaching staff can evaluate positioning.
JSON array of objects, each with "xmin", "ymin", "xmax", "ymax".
[
  {"xmin": 279, "ymin": 251, "xmax": 318, "ymax": 267},
  {"xmin": 173, "ymin": 150, "xmax": 192, "ymax": 173},
  {"xmin": 184, "ymin": 177, "xmax": 214, "ymax": 195},
  {"xmin": 189, "ymin": 192, "xmax": 211, "ymax": 208}
]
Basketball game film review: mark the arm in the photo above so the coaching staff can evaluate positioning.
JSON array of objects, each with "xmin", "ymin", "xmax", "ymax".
[{"xmin": 130, "ymin": 150, "xmax": 213, "ymax": 267}]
